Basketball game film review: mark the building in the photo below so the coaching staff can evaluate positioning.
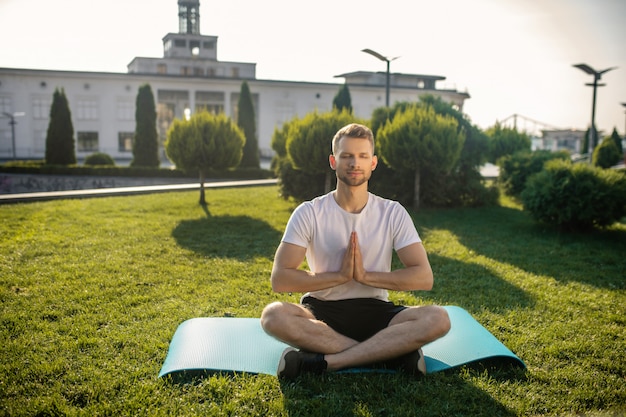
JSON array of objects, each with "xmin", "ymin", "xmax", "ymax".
[
  {"xmin": 536, "ymin": 129, "xmax": 588, "ymax": 154},
  {"xmin": 0, "ymin": 0, "xmax": 470, "ymax": 164}
]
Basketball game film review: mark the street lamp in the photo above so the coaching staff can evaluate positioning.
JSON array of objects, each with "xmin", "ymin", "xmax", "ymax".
[
  {"xmin": 2, "ymin": 111, "xmax": 24, "ymax": 160},
  {"xmin": 622, "ymin": 102, "xmax": 626, "ymax": 139},
  {"xmin": 621, "ymin": 102, "xmax": 626, "ymax": 155},
  {"xmin": 362, "ymin": 48, "xmax": 399, "ymax": 107},
  {"xmin": 572, "ymin": 63, "xmax": 617, "ymax": 158}
]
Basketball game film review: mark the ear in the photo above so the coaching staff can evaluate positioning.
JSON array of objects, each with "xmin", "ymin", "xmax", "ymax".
[
  {"xmin": 329, "ymin": 154, "xmax": 337, "ymax": 170},
  {"xmin": 371, "ymin": 155, "xmax": 378, "ymax": 171}
]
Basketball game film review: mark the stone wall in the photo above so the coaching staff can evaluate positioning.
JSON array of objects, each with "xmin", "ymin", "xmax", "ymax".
[{"xmin": 0, "ymin": 174, "xmax": 192, "ymax": 194}]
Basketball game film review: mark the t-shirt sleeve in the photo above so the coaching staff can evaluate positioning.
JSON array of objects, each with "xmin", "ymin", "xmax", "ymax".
[
  {"xmin": 392, "ymin": 203, "xmax": 421, "ymax": 251},
  {"xmin": 281, "ymin": 202, "xmax": 312, "ymax": 249}
]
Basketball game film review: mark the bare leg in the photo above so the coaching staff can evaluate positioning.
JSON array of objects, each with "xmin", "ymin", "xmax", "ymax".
[
  {"xmin": 325, "ymin": 305, "xmax": 450, "ymax": 370},
  {"xmin": 261, "ymin": 301, "xmax": 359, "ymax": 354},
  {"xmin": 262, "ymin": 302, "xmax": 450, "ymax": 371}
]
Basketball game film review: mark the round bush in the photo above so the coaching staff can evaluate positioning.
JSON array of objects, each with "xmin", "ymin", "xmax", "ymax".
[
  {"xmin": 521, "ymin": 160, "xmax": 626, "ymax": 231},
  {"xmin": 498, "ymin": 150, "xmax": 569, "ymax": 197},
  {"xmin": 84, "ymin": 152, "xmax": 115, "ymax": 166}
]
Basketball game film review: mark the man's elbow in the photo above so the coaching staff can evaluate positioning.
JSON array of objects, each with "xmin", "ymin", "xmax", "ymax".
[
  {"xmin": 270, "ymin": 273, "xmax": 288, "ymax": 293},
  {"xmin": 417, "ymin": 268, "xmax": 434, "ymax": 291}
]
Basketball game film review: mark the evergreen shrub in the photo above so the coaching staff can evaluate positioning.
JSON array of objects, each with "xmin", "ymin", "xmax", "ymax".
[
  {"xmin": 521, "ymin": 159, "xmax": 626, "ymax": 231},
  {"xmin": 84, "ymin": 152, "xmax": 115, "ymax": 166},
  {"xmin": 498, "ymin": 150, "xmax": 570, "ymax": 196}
]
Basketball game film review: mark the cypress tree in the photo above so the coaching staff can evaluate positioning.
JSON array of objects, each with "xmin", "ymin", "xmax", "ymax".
[
  {"xmin": 237, "ymin": 81, "xmax": 259, "ymax": 168},
  {"xmin": 131, "ymin": 84, "xmax": 159, "ymax": 167},
  {"xmin": 332, "ymin": 83, "xmax": 353, "ymax": 113},
  {"xmin": 609, "ymin": 127, "xmax": 623, "ymax": 156},
  {"xmin": 45, "ymin": 88, "xmax": 76, "ymax": 165}
]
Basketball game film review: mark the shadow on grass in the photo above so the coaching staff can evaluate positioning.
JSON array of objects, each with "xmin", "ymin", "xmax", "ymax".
[
  {"xmin": 279, "ymin": 372, "xmax": 517, "ymax": 417},
  {"xmin": 419, "ymin": 205, "xmax": 626, "ymax": 290},
  {"xmin": 172, "ymin": 214, "xmax": 282, "ymax": 261},
  {"xmin": 423, "ymin": 254, "xmax": 535, "ymax": 313}
]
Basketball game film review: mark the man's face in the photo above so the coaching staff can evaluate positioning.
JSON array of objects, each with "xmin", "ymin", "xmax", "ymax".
[{"xmin": 330, "ymin": 136, "xmax": 378, "ymax": 187}]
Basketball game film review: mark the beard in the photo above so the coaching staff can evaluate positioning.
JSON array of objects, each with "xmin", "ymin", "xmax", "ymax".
[{"xmin": 336, "ymin": 170, "xmax": 370, "ymax": 187}]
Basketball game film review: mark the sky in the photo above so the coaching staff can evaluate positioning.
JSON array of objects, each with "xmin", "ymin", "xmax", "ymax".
[{"xmin": 0, "ymin": 0, "xmax": 624, "ymax": 136}]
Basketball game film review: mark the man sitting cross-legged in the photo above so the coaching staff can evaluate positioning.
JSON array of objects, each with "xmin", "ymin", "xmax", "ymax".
[{"xmin": 261, "ymin": 123, "xmax": 450, "ymax": 379}]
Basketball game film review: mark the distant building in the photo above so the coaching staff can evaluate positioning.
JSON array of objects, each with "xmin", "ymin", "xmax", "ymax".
[
  {"xmin": 0, "ymin": 0, "xmax": 470, "ymax": 163},
  {"xmin": 537, "ymin": 129, "xmax": 588, "ymax": 154}
]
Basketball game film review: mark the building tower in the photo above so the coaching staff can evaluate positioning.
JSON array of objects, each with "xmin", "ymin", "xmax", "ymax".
[{"xmin": 178, "ymin": 0, "xmax": 200, "ymax": 35}]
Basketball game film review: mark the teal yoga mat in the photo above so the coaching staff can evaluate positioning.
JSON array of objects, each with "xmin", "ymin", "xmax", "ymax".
[{"xmin": 159, "ymin": 306, "xmax": 525, "ymax": 379}]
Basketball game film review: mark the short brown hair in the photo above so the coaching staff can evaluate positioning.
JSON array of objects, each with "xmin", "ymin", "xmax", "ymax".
[{"xmin": 332, "ymin": 123, "xmax": 375, "ymax": 155}]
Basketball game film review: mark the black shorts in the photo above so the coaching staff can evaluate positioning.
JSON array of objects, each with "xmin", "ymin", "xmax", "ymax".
[{"xmin": 301, "ymin": 296, "xmax": 407, "ymax": 342}]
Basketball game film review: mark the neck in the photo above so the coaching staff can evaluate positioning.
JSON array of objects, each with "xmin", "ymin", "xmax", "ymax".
[{"xmin": 333, "ymin": 182, "xmax": 369, "ymax": 213}]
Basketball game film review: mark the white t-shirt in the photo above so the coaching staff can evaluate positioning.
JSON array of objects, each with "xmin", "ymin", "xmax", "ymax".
[{"xmin": 281, "ymin": 191, "xmax": 421, "ymax": 301}]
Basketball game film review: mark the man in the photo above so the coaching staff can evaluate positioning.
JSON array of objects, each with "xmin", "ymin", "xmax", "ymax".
[{"xmin": 261, "ymin": 123, "xmax": 450, "ymax": 379}]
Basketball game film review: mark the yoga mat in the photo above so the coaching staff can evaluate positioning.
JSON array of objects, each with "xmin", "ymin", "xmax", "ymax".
[{"xmin": 159, "ymin": 305, "xmax": 525, "ymax": 379}]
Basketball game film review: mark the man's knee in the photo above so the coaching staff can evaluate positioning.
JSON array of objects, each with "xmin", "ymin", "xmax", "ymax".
[
  {"xmin": 399, "ymin": 305, "xmax": 451, "ymax": 340},
  {"xmin": 429, "ymin": 305, "xmax": 451, "ymax": 338},
  {"xmin": 260, "ymin": 301, "xmax": 283, "ymax": 333}
]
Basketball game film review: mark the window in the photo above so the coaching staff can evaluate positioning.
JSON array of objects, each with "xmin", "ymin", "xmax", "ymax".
[
  {"xmin": 77, "ymin": 99, "xmax": 98, "ymax": 120},
  {"xmin": 118, "ymin": 132, "xmax": 134, "ymax": 152},
  {"xmin": 32, "ymin": 97, "xmax": 51, "ymax": 119},
  {"xmin": 203, "ymin": 41, "xmax": 215, "ymax": 49},
  {"xmin": 181, "ymin": 67, "xmax": 192, "ymax": 76},
  {"xmin": 116, "ymin": 99, "xmax": 134, "ymax": 121},
  {"xmin": 174, "ymin": 39, "xmax": 186, "ymax": 47},
  {"xmin": 194, "ymin": 67, "xmax": 204, "ymax": 76},
  {"xmin": 157, "ymin": 63, "xmax": 167, "ymax": 74},
  {"xmin": 195, "ymin": 91, "xmax": 224, "ymax": 114},
  {"xmin": 231, "ymin": 67, "xmax": 240, "ymax": 78},
  {"xmin": 77, "ymin": 131, "xmax": 99, "ymax": 152}
]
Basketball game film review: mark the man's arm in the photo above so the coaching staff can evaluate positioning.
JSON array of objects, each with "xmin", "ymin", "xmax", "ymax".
[
  {"xmin": 352, "ymin": 232, "xmax": 433, "ymax": 291},
  {"xmin": 270, "ymin": 241, "xmax": 353, "ymax": 293}
]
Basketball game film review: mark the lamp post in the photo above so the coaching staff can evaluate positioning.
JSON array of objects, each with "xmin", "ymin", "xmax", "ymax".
[
  {"xmin": 362, "ymin": 48, "xmax": 398, "ymax": 107},
  {"xmin": 572, "ymin": 63, "xmax": 617, "ymax": 159},
  {"xmin": 621, "ymin": 102, "xmax": 626, "ymax": 158},
  {"xmin": 622, "ymin": 102, "xmax": 626, "ymax": 139},
  {"xmin": 2, "ymin": 112, "xmax": 24, "ymax": 160}
]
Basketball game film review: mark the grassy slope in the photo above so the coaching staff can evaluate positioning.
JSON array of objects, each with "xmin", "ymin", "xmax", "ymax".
[{"xmin": 0, "ymin": 186, "xmax": 624, "ymax": 416}]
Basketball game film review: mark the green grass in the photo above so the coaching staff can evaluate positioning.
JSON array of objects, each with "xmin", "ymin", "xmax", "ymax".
[{"xmin": 1, "ymin": 186, "xmax": 624, "ymax": 416}]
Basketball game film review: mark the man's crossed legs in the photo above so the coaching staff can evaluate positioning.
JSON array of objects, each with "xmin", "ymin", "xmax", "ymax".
[{"xmin": 261, "ymin": 299, "xmax": 450, "ymax": 379}]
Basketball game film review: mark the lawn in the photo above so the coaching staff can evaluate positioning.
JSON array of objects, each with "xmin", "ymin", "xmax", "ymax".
[{"xmin": 1, "ymin": 185, "xmax": 624, "ymax": 416}]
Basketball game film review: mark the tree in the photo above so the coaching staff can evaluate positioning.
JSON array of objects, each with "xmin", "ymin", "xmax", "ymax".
[
  {"xmin": 165, "ymin": 111, "xmax": 245, "ymax": 204},
  {"xmin": 415, "ymin": 95, "xmax": 492, "ymax": 207},
  {"xmin": 485, "ymin": 122, "xmax": 531, "ymax": 163},
  {"xmin": 286, "ymin": 109, "xmax": 360, "ymax": 194},
  {"xmin": 332, "ymin": 84, "xmax": 352, "ymax": 113},
  {"xmin": 271, "ymin": 120, "xmax": 328, "ymax": 201},
  {"xmin": 609, "ymin": 127, "xmax": 623, "ymax": 156},
  {"xmin": 131, "ymin": 84, "xmax": 159, "ymax": 168},
  {"xmin": 592, "ymin": 135, "xmax": 622, "ymax": 168},
  {"xmin": 45, "ymin": 88, "xmax": 76, "ymax": 165},
  {"xmin": 237, "ymin": 81, "xmax": 260, "ymax": 168},
  {"xmin": 378, "ymin": 106, "xmax": 464, "ymax": 210}
]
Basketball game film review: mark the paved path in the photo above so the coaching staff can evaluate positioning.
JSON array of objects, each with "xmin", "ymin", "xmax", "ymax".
[{"xmin": 0, "ymin": 178, "xmax": 278, "ymax": 204}]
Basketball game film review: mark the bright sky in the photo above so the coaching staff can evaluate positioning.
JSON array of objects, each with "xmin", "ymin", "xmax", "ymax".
[{"xmin": 0, "ymin": 0, "xmax": 624, "ymax": 135}]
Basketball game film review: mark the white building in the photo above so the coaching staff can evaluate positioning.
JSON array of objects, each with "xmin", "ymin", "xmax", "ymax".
[
  {"xmin": 538, "ymin": 129, "xmax": 588, "ymax": 154},
  {"xmin": 0, "ymin": 0, "xmax": 470, "ymax": 164}
]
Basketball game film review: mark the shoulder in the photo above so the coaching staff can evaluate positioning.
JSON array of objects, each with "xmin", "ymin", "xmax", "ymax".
[
  {"xmin": 368, "ymin": 193, "xmax": 406, "ymax": 213},
  {"xmin": 291, "ymin": 192, "xmax": 334, "ymax": 218}
]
